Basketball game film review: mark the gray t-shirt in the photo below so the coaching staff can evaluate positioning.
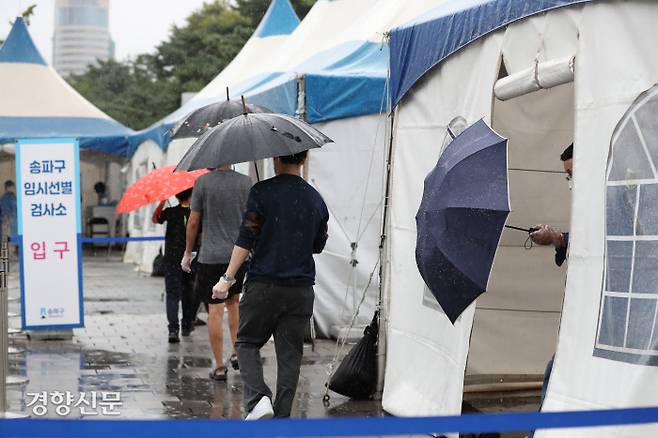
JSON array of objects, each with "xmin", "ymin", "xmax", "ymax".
[{"xmin": 191, "ymin": 170, "xmax": 252, "ymax": 264}]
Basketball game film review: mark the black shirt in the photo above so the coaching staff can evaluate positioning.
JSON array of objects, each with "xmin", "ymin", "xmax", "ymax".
[
  {"xmin": 236, "ymin": 174, "xmax": 329, "ymax": 286},
  {"xmin": 157, "ymin": 204, "xmax": 191, "ymax": 264}
]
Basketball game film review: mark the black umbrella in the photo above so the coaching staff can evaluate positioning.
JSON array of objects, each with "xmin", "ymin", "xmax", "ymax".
[
  {"xmin": 175, "ymin": 110, "xmax": 333, "ymax": 172},
  {"xmin": 171, "ymin": 88, "xmax": 271, "ymax": 139},
  {"xmin": 415, "ymin": 119, "xmax": 510, "ymax": 323}
]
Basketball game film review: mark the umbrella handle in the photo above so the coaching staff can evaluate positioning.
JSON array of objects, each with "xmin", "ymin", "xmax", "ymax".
[
  {"xmin": 504, "ymin": 225, "xmax": 539, "ymax": 233},
  {"xmin": 253, "ymin": 162, "xmax": 260, "ymax": 182}
]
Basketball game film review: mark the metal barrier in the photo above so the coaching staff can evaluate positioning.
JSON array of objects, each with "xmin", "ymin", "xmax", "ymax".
[{"xmin": 1, "ymin": 222, "xmax": 27, "ymax": 419}]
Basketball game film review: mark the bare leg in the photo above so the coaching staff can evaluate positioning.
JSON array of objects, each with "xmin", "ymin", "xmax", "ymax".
[
  {"xmin": 227, "ymin": 294, "xmax": 240, "ymax": 351},
  {"xmin": 207, "ymin": 303, "xmax": 226, "ymax": 371}
]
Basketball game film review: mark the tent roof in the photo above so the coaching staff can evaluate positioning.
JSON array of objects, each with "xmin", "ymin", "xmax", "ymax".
[
  {"xmin": 0, "ymin": 16, "xmax": 46, "ymax": 65},
  {"xmin": 389, "ymin": 0, "xmax": 593, "ymax": 107},
  {"xmin": 253, "ymin": 0, "xmax": 300, "ymax": 37},
  {"xmin": 0, "ymin": 18, "xmax": 134, "ymax": 156},
  {"xmin": 237, "ymin": 0, "xmax": 441, "ymax": 123},
  {"xmin": 132, "ymin": 0, "xmax": 300, "ymax": 155}
]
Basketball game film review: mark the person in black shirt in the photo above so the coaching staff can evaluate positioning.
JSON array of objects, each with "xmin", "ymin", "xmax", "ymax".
[
  {"xmin": 152, "ymin": 188, "xmax": 195, "ymax": 343},
  {"xmin": 213, "ymin": 150, "xmax": 329, "ymax": 419}
]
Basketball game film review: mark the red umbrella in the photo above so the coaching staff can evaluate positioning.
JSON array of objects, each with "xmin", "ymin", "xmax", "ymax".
[{"xmin": 116, "ymin": 165, "xmax": 208, "ymax": 214}]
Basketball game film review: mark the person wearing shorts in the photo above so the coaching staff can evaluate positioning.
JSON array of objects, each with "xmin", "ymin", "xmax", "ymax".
[{"xmin": 182, "ymin": 165, "xmax": 251, "ymax": 381}]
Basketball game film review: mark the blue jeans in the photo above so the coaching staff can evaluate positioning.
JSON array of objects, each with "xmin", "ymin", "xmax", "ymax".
[{"xmin": 529, "ymin": 355, "xmax": 555, "ymax": 438}]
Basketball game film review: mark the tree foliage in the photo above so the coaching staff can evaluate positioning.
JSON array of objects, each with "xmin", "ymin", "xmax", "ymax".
[
  {"xmin": 65, "ymin": 0, "xmax": 316, "ymax": 130},
  {"xmin": 67, "ymin": 58, "xmax": 180, "ymax": 130}
]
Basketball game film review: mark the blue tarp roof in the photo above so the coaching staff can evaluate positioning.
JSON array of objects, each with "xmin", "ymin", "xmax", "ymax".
[
  {"xmin": 238, "ymin": 39, "xmax": 389, "ymax": 123},
  {"xmin": 0, "ymin": 17, "xmax": 46, "ymax": 65},
  {"xmin": 389, "ymin": 0, "xmax": 593, "ymax": 107},
  {"xmin": 0, "ymin": 18, "xmax": 134, "ymax": 156},
  {"xmin": 254, "ymin": 0, "xmax": 300, "ymax": 37}
]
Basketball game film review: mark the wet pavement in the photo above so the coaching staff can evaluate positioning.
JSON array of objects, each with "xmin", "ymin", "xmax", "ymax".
[{"xmin": 5, "ymin": 254, "xmax": 537, "ymax": 437}]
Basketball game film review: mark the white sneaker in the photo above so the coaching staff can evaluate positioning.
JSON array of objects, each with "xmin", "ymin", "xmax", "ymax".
[{"xmin": 245, "ymin": 396, "xmax": 274, "ymax": 420}]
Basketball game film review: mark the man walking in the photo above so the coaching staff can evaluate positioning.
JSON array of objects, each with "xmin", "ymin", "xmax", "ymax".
[
  {"xmin": 182, "ymin": 166, "xmax": 251, "ymax": 380},
  {"xmin": 213, "ymin": 151, "xmax": 329, "ymax": 419}
]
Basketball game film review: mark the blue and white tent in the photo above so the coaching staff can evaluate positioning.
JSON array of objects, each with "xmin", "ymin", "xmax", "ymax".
[
  {"xmin": 225, "ymin": 0, "xmax": 444, "ymax": 338},
  {"xmin": 0, "ymin": 17, "xmax": 133, "ymax": 156},
  {"xmin": 382, "ymin": 1, "xmax": 658, "ymax": 435},
  {"xmin": 124, "ymin": 0, "xmax": 300, "ymax": 272}
]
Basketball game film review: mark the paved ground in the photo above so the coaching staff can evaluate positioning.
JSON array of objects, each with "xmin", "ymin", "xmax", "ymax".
[{"xmin": 5, "ymin": 254, "xmax": 537, "ymax": 437}]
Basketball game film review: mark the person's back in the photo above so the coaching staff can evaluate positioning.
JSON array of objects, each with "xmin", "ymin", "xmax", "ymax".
[
  {"xmin": 152, "ymin": 189, "xmax": 195, "ymax": 343},
  {"xmin": 185, "ymin": 168, "xmax": 252, "ymax": 381},
  {"xmin": 194, "ymin": 170, "xmax": 251, "ymax": 264},
  {"xmin": 239, "ymin": 174, "xmax": 328, "ymax": 286},
  {"xmin": 217, "ymin": 151, "xmax": 329, "ymax": 420}
]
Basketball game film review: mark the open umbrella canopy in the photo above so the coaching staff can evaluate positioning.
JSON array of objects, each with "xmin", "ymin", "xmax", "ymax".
[
  {"xmin": 116, "ymin": 165, "xmax": 209, "ymax": 214},
  {"xmin": 171, "ymin": 99, "xmax": 272, "ymax": 139},
  {"xmin": 175, "ymin": 112, "xmax": 333, "ymax": 172},
  {"xmin": 415, "ymin": 119, "xmax": 510, "ymax": 323}
]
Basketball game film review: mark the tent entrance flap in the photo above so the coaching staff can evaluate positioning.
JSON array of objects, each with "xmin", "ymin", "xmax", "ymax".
[
  {"xmin": 494, "ymin": 57, "xmax": 575, "ymax": 101},
  {"xmin": 466, "ymin": 81, "xmax": 574, "ymax": 376}
]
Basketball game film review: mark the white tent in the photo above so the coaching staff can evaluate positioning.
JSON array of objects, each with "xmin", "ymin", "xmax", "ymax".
[
  {"xmin": 0, "ymin": 18, "xmax": 131, "ymax": 236},
  {"xmin": 233, "ymin": 0, "xmax": 444, "ymax": 338},
  {"xmin": 123, "ymin": 0, "xmax": 300, "ymax": 272},
  {"xmin": 383, "ymin": 2, "xmax": 658, "ymax": 437}
]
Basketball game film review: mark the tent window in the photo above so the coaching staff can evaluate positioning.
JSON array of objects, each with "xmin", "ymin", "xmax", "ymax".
[{"xmin": 595, "ymin": 84, "xmax": 658, "ymax": 366}]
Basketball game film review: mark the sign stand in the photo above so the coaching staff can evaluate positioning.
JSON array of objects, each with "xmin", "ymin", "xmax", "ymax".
[{"xmin": 16, "ymin": 139, "xmax": 84, "ymax": 333}]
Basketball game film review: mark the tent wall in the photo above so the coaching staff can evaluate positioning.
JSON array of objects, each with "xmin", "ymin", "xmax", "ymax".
[
  {"xmin": 309, "ymin": 113, "xmax": 385, "ymax": 337},
  {"xmin": 382, "ymin": 33, "xmax": 504, "ymax": 418},
  {"xmin": 540, "ymin": 2, "xmax": 658, "ymax": 437},
  {"xmin": 123, "ymin": 140, "xmax": 164, "ymax": 270}
]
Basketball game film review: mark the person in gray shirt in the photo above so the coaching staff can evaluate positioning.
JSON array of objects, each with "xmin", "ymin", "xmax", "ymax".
[{"xmin": 181, "ymin": 166, "xmax": 252, "ymax": 381}]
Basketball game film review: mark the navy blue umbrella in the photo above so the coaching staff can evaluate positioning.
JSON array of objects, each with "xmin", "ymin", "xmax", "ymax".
[{"xmin": 416, "ymin": 119, "xmax": 510, "ymax": 323}]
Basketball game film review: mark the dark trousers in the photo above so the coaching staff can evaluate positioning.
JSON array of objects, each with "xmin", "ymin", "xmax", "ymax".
[
  {"xmin": 164, "ymin": 261, "xmax": 195, "ymax": 333},
  {"xmin": 236, "ymin": 282, "xmax": 314, "ymax": 418},
  {"xmin": 529, "ymin": 354, "xmax": 555, "ymax": 438}
]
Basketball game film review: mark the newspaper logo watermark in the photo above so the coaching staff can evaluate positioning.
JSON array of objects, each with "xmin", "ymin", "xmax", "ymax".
[{"xmin": 26, "ymin": 391, "xmax": 122, "ymax": 417}]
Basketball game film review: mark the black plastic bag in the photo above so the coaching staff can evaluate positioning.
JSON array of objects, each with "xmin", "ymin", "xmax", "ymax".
[
  {"xmin": 328, "ymin": 312, "xmax": 378, "ymax": 399},
  {"xmin": 151, "ymin": 249, "xmax": 165, "ymax": 277}
]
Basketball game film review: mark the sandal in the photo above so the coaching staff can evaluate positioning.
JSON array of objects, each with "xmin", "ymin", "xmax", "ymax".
[
  {"xmin": 229, "ymin": 353, "xmax": 239, "ymax": 370},
  {"xmin": 209, "ymin": 366, "xmax": 228, "ymax": 381}
]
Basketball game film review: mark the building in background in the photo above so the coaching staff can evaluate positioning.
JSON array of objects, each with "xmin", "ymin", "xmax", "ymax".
[{"xmin": 53, "ymin": 0, "xmax": 114, "ymax": 76}]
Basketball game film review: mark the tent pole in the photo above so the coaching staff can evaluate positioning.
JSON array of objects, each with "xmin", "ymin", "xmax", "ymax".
[{"xmin": 375, "ymin": 108, "xmax": 396, "ymax": 400}]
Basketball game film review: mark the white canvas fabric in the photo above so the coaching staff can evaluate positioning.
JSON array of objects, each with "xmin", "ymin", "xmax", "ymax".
[
  {"xmin": 309, "ymin": 114, "xmax": 385, "ymax": 336},
  {"xmin": 0, "ymin": 64, "xmax": 109, "ymax": 119},
  {"xmin": 385, "ymin": 0, "xmax": 658, "ymax": 433},
  {"xmin": 539, "ymin": 2, "xmax": 658, "ymax": 437},
  {"xmin": 260, "ymin": 0, "xmax": 373, "ymax": 73},
  {"xmin": 189, "ymin": 34, "xmax": 292, "ymax": 108},
  {"xmin": 124, "ymin": 140, "xmax": 164, "ymax": 271},
  {"xmin": 382, "ymin": 34, "xmax": 504, "ymax": 419}
]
